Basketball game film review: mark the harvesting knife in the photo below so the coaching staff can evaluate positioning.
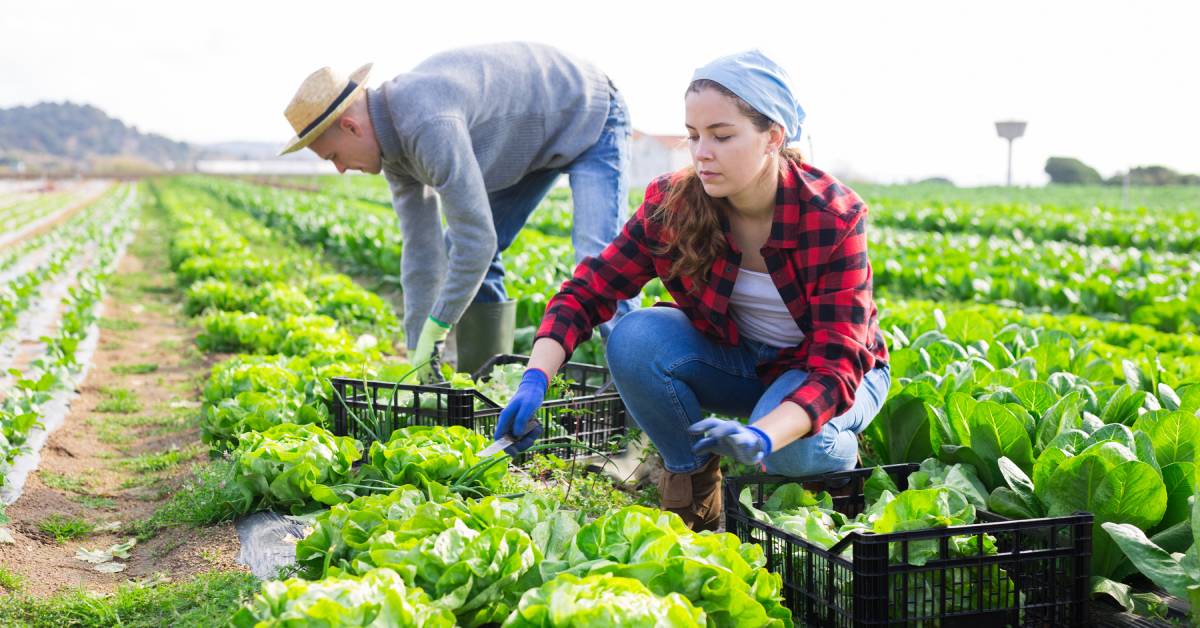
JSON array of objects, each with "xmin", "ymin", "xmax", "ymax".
[{"xmin": 479, "ymin": 419, "xmax": 542, "ymax": 458}]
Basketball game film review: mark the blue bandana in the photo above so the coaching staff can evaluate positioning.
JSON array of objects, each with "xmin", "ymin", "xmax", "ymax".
[{"xmin": 691, "ymin": 50, "xmax": 806, "ymax": 143}]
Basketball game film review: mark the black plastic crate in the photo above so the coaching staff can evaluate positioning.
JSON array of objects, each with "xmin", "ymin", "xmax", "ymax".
[
  {"xmin": 725, "ymin": 465, "xmax": 1092, "ymax": 627},
  {"xmin": 330, "ymin": 354, "xmax": 629, "ymax": 460}
]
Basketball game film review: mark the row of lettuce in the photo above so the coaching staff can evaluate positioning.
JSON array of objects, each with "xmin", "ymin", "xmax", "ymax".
[
  {"xmin": 872, "ymin": 226, "xmax": 1200, "ymax": 334},
  {"xmin": 232, "ymin": 454, "xmax": 795, "ymax": 626},
  {"xmin": 859, "ymin": 182, "xmax": 1200, "ymax": 253},
  {"xmin": 863, "ymin": 301, "xmax": 1200, "ymax": 617},
  {"xmin": 323, "ymin": 175, "xmax": 1200, "ymax": 254},
  {"xmin": 160, "ymin": 180, "xmax": 574, "ymax": 511},
  {"xmin": 194, "ymin": 177, "xmax": 666, "ymax": 365},
  {"xmin": 0, "ymin": 185, "xmax": 135, "ymax": 490},
  {"xmin": 0, "ymin": 188, "xmax": 121, "ymax": 338}
]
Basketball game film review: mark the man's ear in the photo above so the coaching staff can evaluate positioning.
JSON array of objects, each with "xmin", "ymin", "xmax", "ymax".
[{"xmin": 339, "ymin": 115, "xmax": 362, "ymax": 138}]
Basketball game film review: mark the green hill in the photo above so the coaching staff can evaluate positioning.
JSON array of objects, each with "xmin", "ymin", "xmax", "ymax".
[{"xmin": 0, "ymin": 101, "xmax": 193, "ymax": 170}]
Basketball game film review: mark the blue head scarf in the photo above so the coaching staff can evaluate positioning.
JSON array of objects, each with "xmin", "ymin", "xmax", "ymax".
[{"xmin": 691, "ymin": 50, "xmax": 806, "ymax": 143}]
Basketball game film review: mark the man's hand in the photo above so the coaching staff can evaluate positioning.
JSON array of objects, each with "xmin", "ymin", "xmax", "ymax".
[
  {"xmin": 411, "ymin": 316, "xmax": 451, "ymax": 383},
  {"xmin": 688, "ymin": 418, "xmax": 774, "ymax": 465},
  {"xmin": 495, "ymin": 368, "xmax": 549, "ymax": 454}
]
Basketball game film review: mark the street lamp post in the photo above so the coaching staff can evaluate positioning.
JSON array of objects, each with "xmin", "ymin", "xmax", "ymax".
[{"xmin": 994, "ymin": 120, "xmax": 1027, "ymax": 186}]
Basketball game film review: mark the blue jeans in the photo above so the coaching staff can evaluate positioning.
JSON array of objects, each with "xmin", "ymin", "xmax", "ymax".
[
  {"xmin": 606, "ymin": 307, "xmax": 892, "ymax": 475},
  {"xmin": 473, "ymin": 85, "xmax": 636, "ymax": 337}
]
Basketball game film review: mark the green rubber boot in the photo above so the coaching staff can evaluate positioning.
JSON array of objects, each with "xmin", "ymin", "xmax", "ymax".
[{"xmin": 453, "ymin": 299, "xmax": 517, "ymax": 376}]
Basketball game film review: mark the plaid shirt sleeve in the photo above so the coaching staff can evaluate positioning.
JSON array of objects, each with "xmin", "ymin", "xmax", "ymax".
[
  {"xmin": 535, "ymin": 178, "xmax": 665, "ymax": 356},
  {"xmin": 784, "ymin": 208, "xmax": 880, "ymax": 435}
]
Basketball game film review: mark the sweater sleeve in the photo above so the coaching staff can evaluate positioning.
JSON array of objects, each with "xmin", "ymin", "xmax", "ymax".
[
  {"xmin": 383, "ymin": 170, "xmax": 447, "ymax": 349},
  {"xmin": 408, "ymin": 116, "xmax": 498, "ymax": 329}
]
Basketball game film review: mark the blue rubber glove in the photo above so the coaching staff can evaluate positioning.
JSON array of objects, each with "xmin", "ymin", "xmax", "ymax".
[
  {"xmin": 688, "ymin": 418, "xmax": 774, "ymax": 465},
  {"xmin": 494, "ymin": 368, "xmax": 549, "ymax": 454}
]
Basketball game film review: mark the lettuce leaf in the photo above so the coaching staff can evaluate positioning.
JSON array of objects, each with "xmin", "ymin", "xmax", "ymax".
[
  {"xmin": 231, "ymin": 567, "xmax": 455, "ymax": 627},
  {"xmin": 502, "ymin": 572, "xmax": 705, "ymax": 627},
  {"xmin": 231, "ymin": 423, "xmax": 362, "ymax": 515}
]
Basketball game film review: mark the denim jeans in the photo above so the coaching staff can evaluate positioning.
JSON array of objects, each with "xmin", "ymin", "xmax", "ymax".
[
  {"xmin": 606, "ymin": 307, "xmax": 892, "ymax": 475},
  {"xmin": 472, "ymin": 84, "xmax": 636, "ymax": 337}
]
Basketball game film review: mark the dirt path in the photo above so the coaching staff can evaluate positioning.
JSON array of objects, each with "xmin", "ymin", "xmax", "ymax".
[{"xmin": 0, "ymin": 206, "xmax": 245, "ymax": 597}]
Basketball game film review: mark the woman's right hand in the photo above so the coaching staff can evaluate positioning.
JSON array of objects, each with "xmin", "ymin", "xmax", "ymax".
[
  {"xmin": 494, "ymin": 368, "xmax": 549, "ymax": 454},
  {"xmin": 493, "ymin": 338, "xmax": 567, "ymax": 454}
]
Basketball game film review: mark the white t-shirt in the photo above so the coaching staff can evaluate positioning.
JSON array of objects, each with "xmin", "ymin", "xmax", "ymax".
[{"xmin": 728, "ymin": 268, "xmax": 806, "ymax": 348}]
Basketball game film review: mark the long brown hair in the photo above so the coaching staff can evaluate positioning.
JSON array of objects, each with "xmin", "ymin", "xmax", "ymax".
[{"xmin": 654, "ymin": 79, "xmax": 804, "ymax": 291}]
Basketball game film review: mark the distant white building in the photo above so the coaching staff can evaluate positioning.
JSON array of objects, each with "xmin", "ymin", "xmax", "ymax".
[
  {"xmin": 631, "ymin": 130, "xmax": 689, "ymax": 187},
  {"xmin": 195, "ymin": 159, "xmax": 335, "ymax": 175}
]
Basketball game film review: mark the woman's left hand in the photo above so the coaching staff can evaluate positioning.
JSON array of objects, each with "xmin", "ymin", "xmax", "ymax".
[{"xmin": 689, "ymin": 418, "xmax": 774, "ymax": 465}]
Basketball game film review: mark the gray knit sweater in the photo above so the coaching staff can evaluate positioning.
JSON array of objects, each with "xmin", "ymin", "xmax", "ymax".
[{"xmin": 366, "ymin": 42, "xmax": 611, "ymax": 347}]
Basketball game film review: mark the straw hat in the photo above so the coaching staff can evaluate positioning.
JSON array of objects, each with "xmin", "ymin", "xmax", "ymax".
[{"xmin": 279, "ymin": 62, "xmax": 373, "ymax": 155}]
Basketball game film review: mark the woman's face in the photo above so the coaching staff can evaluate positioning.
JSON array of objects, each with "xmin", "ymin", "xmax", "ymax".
[{"xmin": 685, "ymin": 87, "xmax": 776, "ymax": 201}]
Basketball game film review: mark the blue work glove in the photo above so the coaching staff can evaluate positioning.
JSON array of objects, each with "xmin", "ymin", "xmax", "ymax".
[
  {"xmin": 494, "ymin": 368, "xmax": 549, "ymax": 454},
  {"xmin": 688, "ymin": 418, "xmax": 774, "ymax": 465}
]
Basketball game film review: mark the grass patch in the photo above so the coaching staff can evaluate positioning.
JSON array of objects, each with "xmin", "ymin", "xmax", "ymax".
[
  {"xmin": 89, "ymin": 412, "xmax": 188, "ymax": 444},
  {"xmin": 121, "ymin": 444, "xmax": 204, "ymax": 473},
  {"xmin": 181, "ymin": 345, "xmax": 205, "ymax": 367},
  {"xmin": 119, "ymin": 474, "xmax": 158, "ymax": 490},
  {"xmin": 137, "ymin": 460, "xmax": 242, "ymax": 539},
  {"xmin": 136, "ymin": 300, "xmax": 174, "ymax": 316},
  {"xmin": 95, "ymin": 387, "xmax": 142, "ymax": 414},
  {"xmin": 98, "ymin": 413, "xmax": 181, "ymax": 430},
  {"xmin": 38, "ymin": 514, "xmax": 95, "ymax": 544},
  {"xmin": 133, "ymin": 486, "xmax": 174, "ymax": 503},
  {"xmin": 98, "ymin": 318, "xmax": 141, "ymax": 332},
  {"xmin": 40, "ymin": 471, "xmax": 91, "ymax": 494},
  {"xmin": 91, "ymin": 420, "xmax": 134, "ymax": 445},
  {"xmin": 111, "ymin": 272, "xmax": 151, "ymax": 292},
  {"xmin": 139, "ymin": 284, "xmax": 176, "ymax": 295},
  {"xmin": 70, "ymin": 494, "xmax": 118, "ymax": 510},
  {"xmin": 0, "ymin": 570, "xmax": 259, "ymax": 627},
  {"xmin": 0, "ymin": 566, "xmax": 24, "ymax": 593},
  {"xmin": 112, "ymin": 362, "xmax": 159, "ymax": 375}
]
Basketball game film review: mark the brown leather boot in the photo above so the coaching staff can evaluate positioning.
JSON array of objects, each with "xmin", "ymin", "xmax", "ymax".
[{"xmin": 658, "ymin": 456, "xmax": 723, "ymax": 532}]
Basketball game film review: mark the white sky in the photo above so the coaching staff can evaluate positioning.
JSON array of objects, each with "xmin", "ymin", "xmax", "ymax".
[{"xmin": 2, "ymin": 0, "xmax": 1197, "ymax": 186}]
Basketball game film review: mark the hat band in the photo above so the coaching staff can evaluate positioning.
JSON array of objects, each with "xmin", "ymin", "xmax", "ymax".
[{"xmin": 298, "ymin": 80, "xmax": 359, "ymax": 138}]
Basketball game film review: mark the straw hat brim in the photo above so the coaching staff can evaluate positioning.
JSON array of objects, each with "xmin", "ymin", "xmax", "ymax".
[{"xmin": 279, "ymin": 62, "xmax": 372, "ymax": 156}]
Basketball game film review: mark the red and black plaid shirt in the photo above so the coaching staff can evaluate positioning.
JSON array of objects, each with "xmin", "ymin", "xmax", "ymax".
[{"xmin": 537, "ymin": 160, "xmax": 888, "ymax": 435}]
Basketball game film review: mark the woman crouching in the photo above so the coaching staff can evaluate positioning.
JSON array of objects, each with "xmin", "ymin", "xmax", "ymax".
[{"xmin": 496, "ymin": 50, "xmax": 890, "ymax": 531}]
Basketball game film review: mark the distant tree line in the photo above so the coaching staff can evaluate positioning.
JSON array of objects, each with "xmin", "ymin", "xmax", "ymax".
[
  {"xmin": 1045, "ymin": 156, "xmax": 1200, "ymax": 186},
  {"xmin": 0, "ymin": 101, "xmax": 193, "ymax": 167}
]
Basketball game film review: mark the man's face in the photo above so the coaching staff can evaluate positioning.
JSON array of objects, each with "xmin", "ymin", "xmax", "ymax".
[{"xmin": 308, "ymin": 117, "xmax": 382, "ymax": 175}]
